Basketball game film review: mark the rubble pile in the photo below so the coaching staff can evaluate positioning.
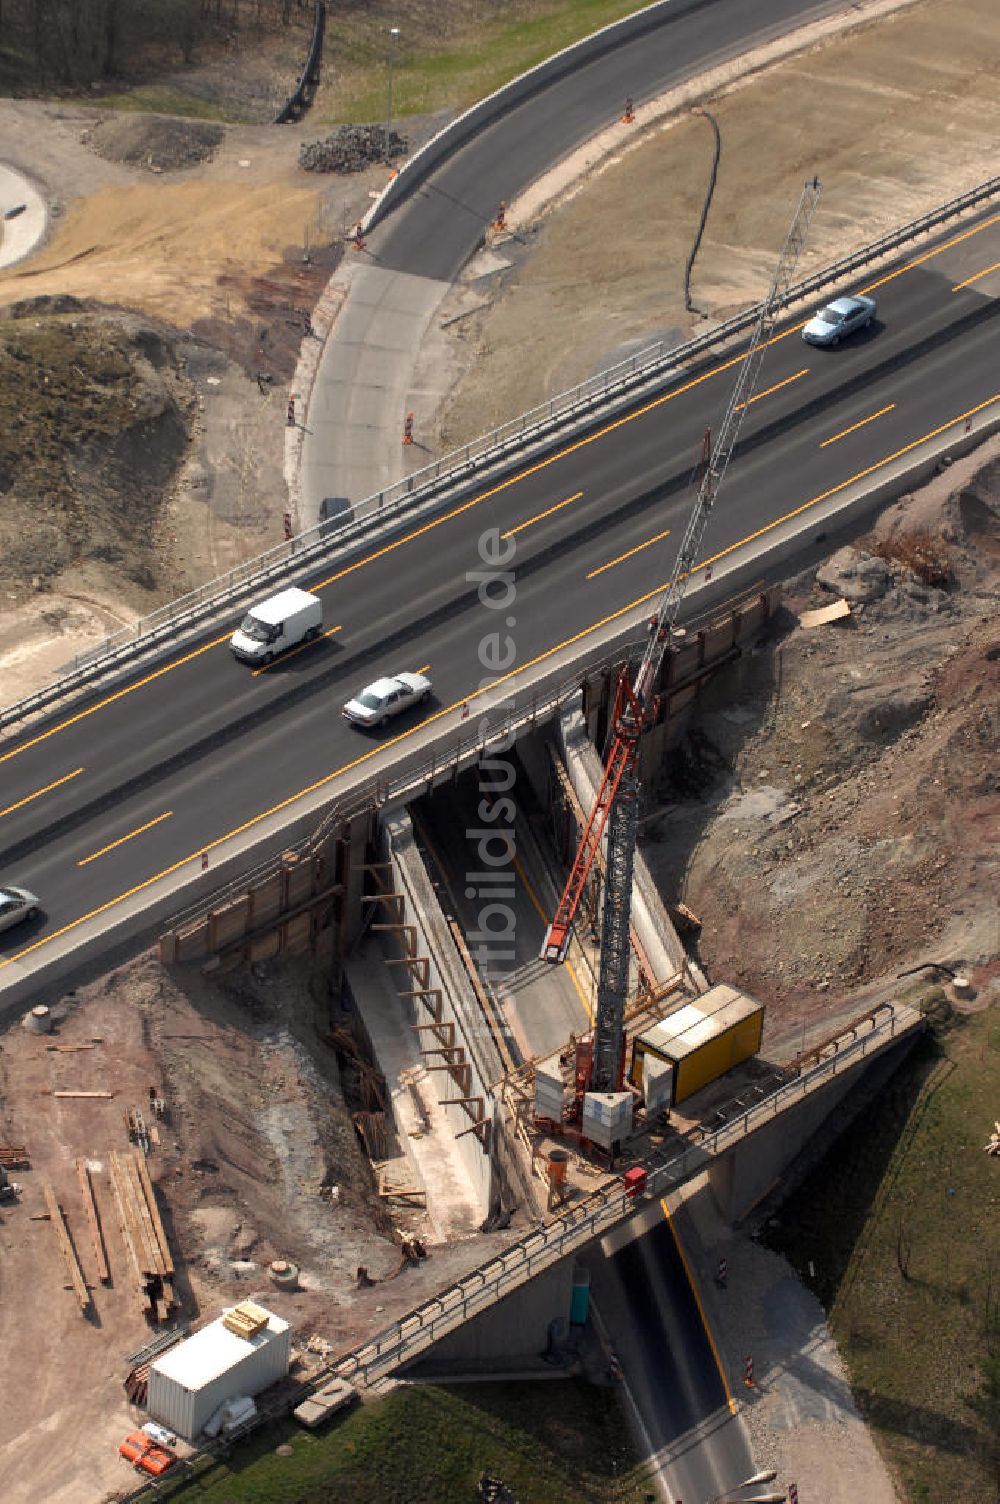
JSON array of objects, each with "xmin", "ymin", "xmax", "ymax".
[{"xmin": 299, "ymin": 123, "xmax": 407, "ymax": 173}]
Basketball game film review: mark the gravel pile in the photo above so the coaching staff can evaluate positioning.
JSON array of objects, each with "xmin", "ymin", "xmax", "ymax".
[
  {"xmin": 299, "ymin": 124, "xmax": 407, "ymax": 173},
  {"xmin": 84, "ymin": 116, "xmax": 224, "ymax": 172}
]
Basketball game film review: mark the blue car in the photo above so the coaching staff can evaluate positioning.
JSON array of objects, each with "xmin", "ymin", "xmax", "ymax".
[{"xmin": 802, "ymin": 294, "xmax": 877, "ymax": 347}]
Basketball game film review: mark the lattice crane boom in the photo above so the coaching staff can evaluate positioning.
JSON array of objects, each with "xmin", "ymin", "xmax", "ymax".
[{"xmin": 540, "ymin": 179, "xmax": 823, "ymax": 1076}]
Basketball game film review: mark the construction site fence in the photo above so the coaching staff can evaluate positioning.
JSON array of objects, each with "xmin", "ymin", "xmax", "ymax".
[
  {"xmin": 162, "ymin": 586, "xmax": 776, "ymax": 938},
  {"xmin": 3, "ymin": 177, "xmax": 996, "ymax": 738}
]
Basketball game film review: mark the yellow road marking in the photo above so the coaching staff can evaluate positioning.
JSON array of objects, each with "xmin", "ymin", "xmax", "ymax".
[
  {"xmin": 0, "ymin": 767, "xmax": 84, "ymax": 821},
  {"xmin": 820, "ymin": 403, "xmax": 895, "ymax": 448},
  {"xmin": 512, "ymin": 854, "xmax": 594, "ymax": 1024},
  {"xmin": 952, "ymin": 258, "xmax": 1000, "ymax": 292},
  {"xmin": 859, "ymin": 211, "xmax": 1000, "ymax": 295},
  {"xmin": 735, "ymin": 367, "xmax": 808, "ymax": 410},
  {"xmin": 697, "ymin": 393, "xmax": 999, "ymax": 573},
  {"xmin": 414, "ymin": 664, "xmax": 431, "ymax": 675},
  {"xmin": 6, "ymin": 212, "xmax": 997, "ymax": 769},
  {"xmin": 4, "ymin": 393, "xmax": 996, "ymax": 970},
  {"xmin": 587, "ymin": 527, "xmax": 672, "ymax": 581},
  {"xmin": 77, "ymin": 811, "xmax": 173, "ymax": 867},
  {"xmin": 660, "ymin": 1197, "xmax": 737, "ymax": 1415},
  {"xmin": 0, "ymin": 632, "xmax": 232, "ymax": 769},
  {"xmin": 250, "ymin": 624, "xmax": 341, "ymax": 676},
  {"xmin": 500, "ymin": 490, "xmax": 584, "ymax": 539}
]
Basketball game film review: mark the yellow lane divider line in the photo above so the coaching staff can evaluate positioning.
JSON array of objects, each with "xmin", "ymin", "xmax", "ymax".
[
  {"xmin": 77, "ymin": 811, "xmax": 173, "ymax": 868},
  {"xmin": 0, "ymin": 767, "xmax": 84, "ymax": 821},
  {"xmin": 0, "ymin": 633, "xmax": 233, "ymax": 769},
  {"xmin": 820, "ymin": 403, "xmax": 895, "ymax": 448},
  {"xmin": 952, "ymin": 258, "xmax": 1000, "ymax": 292},
  {"xmin": 735, "ymin": 367, "xmax": 808, "ymax": 410},
  {"xmin": 4, "ymin": 394, "xmax": 995, "ymax": 970},
  {"xmin": 501, "ymin": 491, "xmax": 584, "ymax": 540},
  {"xmin": 587, "ymin": 528, "xmax": 671, "ymax": 581},
  {"xmin": 860, "ymin": 210, "xmax": 1000, "ymax": 295},
  {"xmin": 7, "ymin": 214, "xmax": 998, "ymax": 767},
  {"xmin": 660, "ymin": 1196, "xmax": 738, "ymax": 1416}
]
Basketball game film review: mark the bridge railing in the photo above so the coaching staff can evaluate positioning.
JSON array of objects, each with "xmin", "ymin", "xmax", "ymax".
[
  {"xmin": 2, "ymin": 177, "xmax": 996, "ymax": 737},
  {"xmin": 324, "ymin": 1002, "xmax": 915, "ymax": 1388}
]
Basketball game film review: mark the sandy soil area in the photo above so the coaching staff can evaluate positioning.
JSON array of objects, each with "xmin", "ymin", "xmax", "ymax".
[
  {"xmin": 644, "ymin": 438, "xmax": 1000, "ymax": 1039},
  {"xmin": 0, "ymin": 949, "xmax": 512, "ymax": 1504},
  {"xmin": 426, "ymin": 0, "xmax": 1000, "ymax": 449}
]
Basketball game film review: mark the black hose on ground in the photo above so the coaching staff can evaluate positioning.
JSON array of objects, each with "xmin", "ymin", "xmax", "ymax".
[{"xmin": 684, "ymin": 108, "xmax": 721, "ymax": 316}]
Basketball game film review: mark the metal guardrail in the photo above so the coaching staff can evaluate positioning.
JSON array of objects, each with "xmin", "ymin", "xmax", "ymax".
[
  {"xmin": 163, "ymin": 582, "xmax": 775, "ymax": 934},
  {"xmin": 273, "ymin": 1, "xmax": 326, "ymax": 125},
  {"xmin": 2, "ymin": 176, "xmax": 997, "ymax": 738},
  {"xmin": 325, "ymin": 1002, "xmax": 916, "ymax": 1390}
]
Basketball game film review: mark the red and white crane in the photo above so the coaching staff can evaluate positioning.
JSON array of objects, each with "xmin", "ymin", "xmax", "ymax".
[{"xmin": 541, "ymin": 179, "xmax": 822, "ymax": 1096}]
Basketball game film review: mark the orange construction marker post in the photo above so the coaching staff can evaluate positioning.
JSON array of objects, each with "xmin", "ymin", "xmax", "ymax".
[
  {"xmin": 743, "ymin": 1354, "xmax": 755, "ymax": 1388},
  {"xmin": 402, "ymin": 411, "xmax": 414, "ymax": 446},
  {"xmin": 353, "ymin": 221, "xmax": 366, "ymax": 251},
  {"xmin": 283, "ymin": 511, "xmax": 293, "ymax": 541},
  {"xmin": 493, "ymin": 199, "xmax": 507, "ymax": 232},
  {"xmin": 286, "ymin": 396, "xmax": 296, "ymax": 427},
  {"xmin": 621, "ymin": 95, "xmax": 635, "ymax": 124}
]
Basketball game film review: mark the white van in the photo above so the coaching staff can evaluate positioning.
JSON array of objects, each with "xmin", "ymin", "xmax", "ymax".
[{"xmin": 230, "ymin": 587, "xmax": 322, "ymax": 664}]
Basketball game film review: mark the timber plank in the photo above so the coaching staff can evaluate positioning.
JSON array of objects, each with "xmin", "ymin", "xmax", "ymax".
[{"xmin": 41, "ymin": 1179, "xmax": 89, "ymax": 1312}]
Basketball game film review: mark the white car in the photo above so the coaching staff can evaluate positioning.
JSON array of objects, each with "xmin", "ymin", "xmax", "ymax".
[
  {"xmin": 0, "ymin": 885, "xmax": 40, "ymax": 935},
  {"xmin": 801, "ymin": 294, "xmax": 876, "ymax": 347},
  {"xmin": 141, "ymin": 1422, "xmax": 177, "ymax": 1449},
  {"xmin": 343, "ymin": 672, "xmax": 431, "ymax": 728}
]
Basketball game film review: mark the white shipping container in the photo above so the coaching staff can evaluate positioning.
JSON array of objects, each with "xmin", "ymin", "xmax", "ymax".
[{"xmin": 148, "ymin": 1306, "xmax": 291, "ymax": 1440}]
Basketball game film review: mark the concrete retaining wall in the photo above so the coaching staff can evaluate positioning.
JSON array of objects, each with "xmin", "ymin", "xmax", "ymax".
[{"xmin": 382, "ymin": 810, "xmax": 499, "ymax": 1212}]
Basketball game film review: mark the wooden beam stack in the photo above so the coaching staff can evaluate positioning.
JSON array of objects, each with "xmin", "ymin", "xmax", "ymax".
[{"xmin": 108, "ymin": 1149, "xmax": 177, "ymax": 1323}]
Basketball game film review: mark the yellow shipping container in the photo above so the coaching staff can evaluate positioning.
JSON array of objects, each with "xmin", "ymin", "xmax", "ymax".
[{"xmin": 631, "ymin": 984, "xmax": 764, "ymax": 1107}]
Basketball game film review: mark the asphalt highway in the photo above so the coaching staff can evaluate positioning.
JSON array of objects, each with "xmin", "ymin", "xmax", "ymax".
[
  {"xmin": 583, "ymin": 1202, "xmax": 753, "ymax": 1500},
  {"xmin": 1, "ymin": 208, "xmax": 997, "ymax": 980},
  {"xmin": 375, "ymin": 0, "xmax": 861, "ymax": 281}
]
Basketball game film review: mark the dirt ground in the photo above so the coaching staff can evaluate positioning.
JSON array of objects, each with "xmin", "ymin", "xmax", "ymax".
[
  {"xmin": 0, "ymin": 949, "xmax": 513, "ymax": 1504},
  {"xmin": 0, "ymin": 104, "xmax": 417, "ymax": 705},
  {"xmin": 644, "ymin": 439, "xmax": 1000, "ymax": 1043}
]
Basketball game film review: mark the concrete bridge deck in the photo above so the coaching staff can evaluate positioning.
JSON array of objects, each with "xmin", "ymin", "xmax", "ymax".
[{"xmin": 324, "ymin": 999, "xmax": 922, "ymax": 1390}]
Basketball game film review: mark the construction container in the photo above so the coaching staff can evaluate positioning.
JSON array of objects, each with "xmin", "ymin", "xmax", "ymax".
[
  {"xmin": 570, "ymin": 1265, "xmax": 591, "ymax": 1325},
  {"xmin": 147, "ymin": 1303, "xmax": 290, "ymax": 1440},
  {"xmin": 534, "ymin": 1060, "xmax": 564, "ymax": 1123},
  {"xmin": 630, "ymin": 984, "xmax": 764, "ymax": 1107},
  {"xmin": 581, "ymin": 1091, "xmax": 632, "ymax": 1150}
]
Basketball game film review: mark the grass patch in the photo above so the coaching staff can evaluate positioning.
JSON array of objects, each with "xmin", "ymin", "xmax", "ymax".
[
  {"xmin": 318, "ymin": 0, "xmax": 652, "ymax": 124},
  {"xmin": 76, "ymin": 86, "xmax": 231, "ymax": 122},
  {"xmin": 761, "ymin": 1007, "xmax": 1000, "ymax": 1502},
  {"xmin": 163, "ymin": 1380, "xmax": 652, "ymax": 1503}
]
